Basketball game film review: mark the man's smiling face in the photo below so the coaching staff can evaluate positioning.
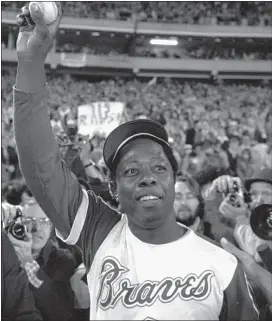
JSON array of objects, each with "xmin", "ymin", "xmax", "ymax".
[{"xmin": 114, "ymin": 138, "xmax": 175, "ymax": 229}]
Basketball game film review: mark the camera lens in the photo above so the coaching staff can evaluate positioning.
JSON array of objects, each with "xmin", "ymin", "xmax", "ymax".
[
  {"xmin": 250, "ymin": 204, "xmax": 272, "ymax": 240},
  {"xmin": 10, "ymin": 223, "xmax": 27, "ymax": 240}
]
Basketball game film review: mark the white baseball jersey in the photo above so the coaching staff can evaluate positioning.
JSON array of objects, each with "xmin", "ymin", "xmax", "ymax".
[{"xmin": 56, "ymin": 190, "xmax": 258, "ymax": 321}]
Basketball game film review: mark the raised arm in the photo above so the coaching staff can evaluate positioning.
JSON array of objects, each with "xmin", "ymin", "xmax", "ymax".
[
  {"xmin": 13, "ymin": 3, "xmax": 83, "ymax": 239},
  {"xmin": 13, "ymin": 4, "xmax": 120, "ymax": 259}
]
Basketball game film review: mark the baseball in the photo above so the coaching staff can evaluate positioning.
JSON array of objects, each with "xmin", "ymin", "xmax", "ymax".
[{"xmin": 29, "ymin": 1, "xmax": 58, "ymax": 25}]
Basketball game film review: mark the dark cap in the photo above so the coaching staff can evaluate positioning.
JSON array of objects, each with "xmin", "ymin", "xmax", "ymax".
[
  {"xmin": 103, "ymin": 119, "xmax": 178, "ymax": 173},
  {"xmin": 244, "ymin": 168, "xmax": 272, "ymax": 191}
]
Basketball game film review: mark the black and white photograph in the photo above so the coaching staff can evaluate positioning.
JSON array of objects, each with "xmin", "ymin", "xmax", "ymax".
[{"xmin": 1, "ymin": 1, "xmax": 272, "ymax": 320}]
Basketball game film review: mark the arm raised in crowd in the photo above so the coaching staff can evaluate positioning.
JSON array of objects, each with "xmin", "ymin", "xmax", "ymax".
[
  {"xmin": 13, "ymin": 4, "xmax": 119, "ymax": 262},
  {"xmin": 13, "ymin": 4, "xmax": 84, "ymax": 240}
]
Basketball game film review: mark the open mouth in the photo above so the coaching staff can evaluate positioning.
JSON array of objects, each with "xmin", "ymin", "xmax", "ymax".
[{"xmin": 137, "ymin": 195, "xmax": 162, "ymax": 203}]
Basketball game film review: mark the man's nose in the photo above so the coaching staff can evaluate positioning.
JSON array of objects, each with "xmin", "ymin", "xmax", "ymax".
[
  {"xmin": 138, "ymin": 169, "xmax": 157, "ymax": 188},
  {"xmin": 30, "ymin": 221, "xmax": 41, "ymax": 232},
  {"xmin": 179, "ymin": 197, "xmax": 187, "ymax": 205}
]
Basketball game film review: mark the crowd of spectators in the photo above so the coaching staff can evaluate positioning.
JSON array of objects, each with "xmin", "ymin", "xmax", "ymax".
[
  {"xmin": 2, "ymin": 1, "xmax": 272, "ymax": 26},
  {"xmin": 2, "ymin": 69, "xmax": 272, "ymax": 320},
  {"xmin": 3, "ymin": 35, "xmax": 271, "ymax": 61},
  {"xmin": 54, "ymin": 41, "xmax": 272, "ymax": 61},
  {"xmin": 56, "ymin": 43, "xmax": 128, "ymax": 58},
  {"xmin": 135, "ymin": 44, "xmax": 272, "ymax": 60},
  {"xmin": 2, "ymin": 69, "xmax": 272, "ymax": 196}
]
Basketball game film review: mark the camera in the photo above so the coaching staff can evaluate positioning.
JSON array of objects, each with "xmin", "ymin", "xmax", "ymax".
[
  {"xmin": 5, "ymin": 208, "xmax": 28, "ymax": 240},
  {"xmin": 66, "ymin": 124, "xmax": 78, "ymax": 142},
  {"xmin": 250, "ymin": 204, "xmax": 272, "ymax": 241},
  {"xmin": 228, "ymin": 181, "xmax": 242, "ymax": 208}
]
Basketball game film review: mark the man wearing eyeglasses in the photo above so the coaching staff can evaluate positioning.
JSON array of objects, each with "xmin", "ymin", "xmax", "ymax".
[{"xmin": 4, "ymin": 200, "xmax": 76, "ymax": 321}]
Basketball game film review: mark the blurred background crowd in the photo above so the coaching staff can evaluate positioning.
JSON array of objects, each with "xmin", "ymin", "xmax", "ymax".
[
  {"xmin": 2, "ymin": 1, "xmax": 272, "ymax": 25},
  {"xmin": 1, "ymin": 2, "xmax": 272, "ymax": 321},
  {"xmin": 2, "ymin": 70, "xmax": 272, "ymax": 196}
]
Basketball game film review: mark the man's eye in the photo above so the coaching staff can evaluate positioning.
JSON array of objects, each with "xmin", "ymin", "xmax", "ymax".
[
  {"xmin": 154, "ymin": 165, "xmax": 166, "ymax": 172},
  {"xmin": 124, "ymin": 168, "xmax": 138, "ymax": 176},
  {"xmin": 187, "ymin": 193, "xmax": 195, "ymax": 199}
]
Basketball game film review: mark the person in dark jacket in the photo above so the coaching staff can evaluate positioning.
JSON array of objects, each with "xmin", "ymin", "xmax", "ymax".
[
  {"xmin": 1, "ymin": 229, "xmax": 42, "ymax": 321},
  {"xmin": 6, "ymin": 200, "xmax": 77, "ymax": 321}
]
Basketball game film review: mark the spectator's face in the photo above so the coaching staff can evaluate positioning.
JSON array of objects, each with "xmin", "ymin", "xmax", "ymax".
[
  {"xmin": 115, "ymin": 138, "xmax": 175, "ymax": 229},
  {"xmin": 23, "ymin": 203, "xmax": 52, "ymax": 252},
  {"xmin": 249, "ymin": 182, "xmax": 272, "ymax": 210},
  {"xmin": 202, "ymin": 120, "xmax": 209, "ymax": 131},
  {"xmin": 242, "ymin": 134, "xmax": 251, "ymax": 146},
  {"xmin": 174, "ymin": 181, "xmax": 200, "ymax": 226},
  {"xmin": 229, "ymin": 137, "xmax": 240, "ymax": 150},
  {"xmin": 240, "ymin": 149, "xmax": 251, "ymax": 161},
  {"xmin": 248, "ymin": 117, "xmax": 256, "ymax": 128}
]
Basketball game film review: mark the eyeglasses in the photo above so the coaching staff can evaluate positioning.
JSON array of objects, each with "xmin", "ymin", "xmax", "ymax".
[
  {"xmin": 250, "ymin": 191, "xmax": 272, "ymax": 202},
  {"xmin": 22, "ymin": 217, "xmax": 51, "ymax": 229}
]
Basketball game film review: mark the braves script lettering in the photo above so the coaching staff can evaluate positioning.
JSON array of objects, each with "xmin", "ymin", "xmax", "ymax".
[{"xmin": 97, "ymin": 257, "xmax": 215, "ymax": 310}]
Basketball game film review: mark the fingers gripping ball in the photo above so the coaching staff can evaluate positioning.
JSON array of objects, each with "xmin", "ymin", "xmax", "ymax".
[{"xmin": 29, "ymin": 1, "xmax": 58, "ymax": 25}]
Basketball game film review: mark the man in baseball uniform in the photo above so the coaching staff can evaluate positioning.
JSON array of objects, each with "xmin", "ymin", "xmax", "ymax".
[{"xmin": 13, "ymin": 4, "xmax": 259, "ymax": 320}]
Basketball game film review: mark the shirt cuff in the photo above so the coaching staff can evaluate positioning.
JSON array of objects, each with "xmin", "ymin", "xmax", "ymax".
[{"xmin": 24, "ymin": 260, "xmax": 44, "ymax": 288}]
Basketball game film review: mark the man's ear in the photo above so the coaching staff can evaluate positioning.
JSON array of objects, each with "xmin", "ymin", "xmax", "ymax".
[{"xmin": 109, "ymin": 180, "xmax": 118, "ymax": 201}]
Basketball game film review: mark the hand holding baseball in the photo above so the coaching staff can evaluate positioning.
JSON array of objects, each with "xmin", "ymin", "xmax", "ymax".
[{"xmin": 16, "ymin": 2, "xmax": 62, "ymax": 63}]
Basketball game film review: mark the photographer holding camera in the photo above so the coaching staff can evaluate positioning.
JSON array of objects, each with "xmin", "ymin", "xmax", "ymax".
[
  {"xmin": 205, "ymin": 168, "xmax": 272, "ymax": 320},
  {"xmin": 2, "ymin": 228, "xmax": 42, "ymax": 321},
  {"xmin": 2, "ymin": 200, "xmax": 76, "ymax": 321},
  {"xmin": 205, "ymin": 168, "xmax": 272, "ymax": 260}
]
